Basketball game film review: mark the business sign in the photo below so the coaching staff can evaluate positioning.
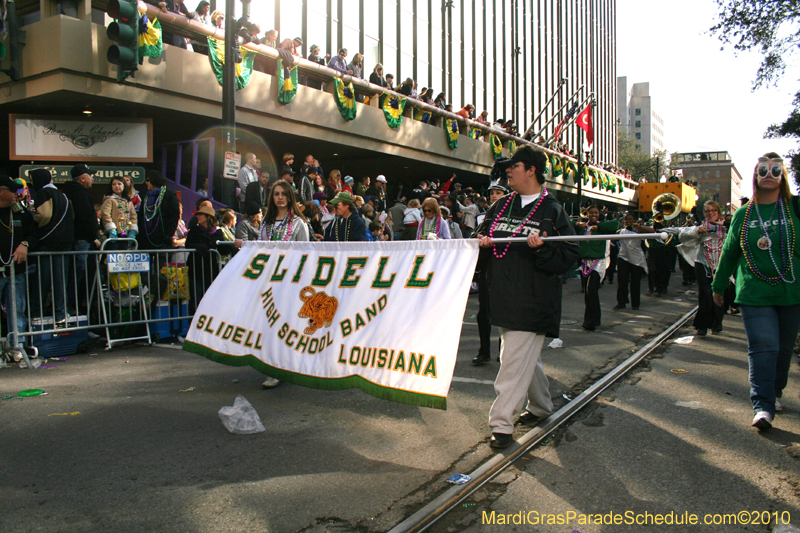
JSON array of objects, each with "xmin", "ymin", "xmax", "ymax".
[
  {"xmin": 223, "ymin": 151, "xmax": 241, "ymax": 179},
  {"xmin": 10, "ymin": 115, "xmax": 153, "ymax": 162},
  {"xmin": 19, "ymin": 166, "xmax": 146, "ymax": 184},
  {"xmin": 107, "ymin": 253, "xmax": 150, "ymax": 273}
]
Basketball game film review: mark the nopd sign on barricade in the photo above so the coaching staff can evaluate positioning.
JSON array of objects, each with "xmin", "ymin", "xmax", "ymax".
[{"xmin": 107, "ymin": 252, "xmax": 150, "ymax": 273}]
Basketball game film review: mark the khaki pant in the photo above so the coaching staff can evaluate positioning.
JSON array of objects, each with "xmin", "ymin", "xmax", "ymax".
[{"xmin": 489, "ymin": 328, "xmax": 554, "ymax": 434}]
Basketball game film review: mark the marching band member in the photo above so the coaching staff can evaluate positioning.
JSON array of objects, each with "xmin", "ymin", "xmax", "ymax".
[
  {"xmin": 691, "ymin": 201, "xmax": 728, "ymax": 335},
  {"xmin": 613, "ymin": 213, "xmax": 653, "ymax": 311},
  {"xmin": 574, "ymin": 205, "xmax": 619, "ymax": 330},
  {"xmin": 475, "ymin": 146, "xmax": 578, "ymax": 449}
]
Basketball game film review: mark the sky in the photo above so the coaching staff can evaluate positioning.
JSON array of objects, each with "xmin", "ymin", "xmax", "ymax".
[{"xmin": 617, "ymin": 0, "xmax": 799, "ymax": 197}]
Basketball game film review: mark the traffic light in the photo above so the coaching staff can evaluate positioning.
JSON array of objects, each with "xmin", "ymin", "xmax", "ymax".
[{"xmin": 106, "ymin": 0, "xmax": 139, "ymax": 81}]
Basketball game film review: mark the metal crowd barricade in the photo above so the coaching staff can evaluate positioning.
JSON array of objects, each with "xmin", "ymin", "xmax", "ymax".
[{"xmin": 9, "ymin": 241, "xmax": 224, "ymax": 364}]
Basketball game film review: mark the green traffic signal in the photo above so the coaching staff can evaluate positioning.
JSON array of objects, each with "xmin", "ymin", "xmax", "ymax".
[{"xmin": 106, "ymin": 0, "xmax": 139, "ymax": 80}]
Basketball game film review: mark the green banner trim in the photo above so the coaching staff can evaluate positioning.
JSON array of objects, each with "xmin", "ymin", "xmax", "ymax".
[
  {"xmin": 183, "ymin": 340, "xmax": 448, "ymax": 410},
  {"xmin": 380, "ymin": 93, "xmax": 407, "ymax": 128},
  {"xmin": 333, "ymin": 78, "xmax": 357, "ymax": 121},
  {"xmin": 207, "ymin": 37, "xmax": 256, "ymax": 90},
  {"xmin": 277, "ymin": 59, "xmax": 299, "ymax": 103}
]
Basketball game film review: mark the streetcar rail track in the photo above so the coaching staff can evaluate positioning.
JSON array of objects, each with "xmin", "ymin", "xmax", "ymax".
[{"xmin": 388, "ymin": 306, "xmax": 699, "ymax": 533}]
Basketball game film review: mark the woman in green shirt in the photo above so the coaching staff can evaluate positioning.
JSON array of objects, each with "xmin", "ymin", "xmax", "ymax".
[{"xmin": 712, "ymin": 153, "xmax": 800, "ymax": 431}]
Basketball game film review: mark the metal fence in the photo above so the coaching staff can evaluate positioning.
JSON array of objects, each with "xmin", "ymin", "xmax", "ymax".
[{"xmin": 4, "ymin": 239, "xmax": 226, "ymax": 367}]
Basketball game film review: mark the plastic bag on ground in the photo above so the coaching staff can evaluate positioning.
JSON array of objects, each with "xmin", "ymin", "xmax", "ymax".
[
  {"xmin": 18, "ymin": 358, "xmax": 42, "ymax": 369},
  {"xmin": 548, "ymin": 338, "xmax": 563, "ymax": 349},
  {"xmin": 218, "ymin": 394, "xmax": 265, "ymax": 434}
]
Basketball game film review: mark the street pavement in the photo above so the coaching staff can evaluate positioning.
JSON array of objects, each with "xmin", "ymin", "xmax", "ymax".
[{"xmin": 3, "ymin": 271, "xmax": 797, "ymax": 532}]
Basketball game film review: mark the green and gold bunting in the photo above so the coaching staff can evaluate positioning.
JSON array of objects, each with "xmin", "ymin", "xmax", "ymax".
[
  {"xmin": 619, "ymin": 177, "xmax": 624, "ymax": 193},
  {"xmin": 583, "ymin": 167, "xmax": 590, "ymax": 186},
  {"xmin": 381, "ymin": 93, "xmax": 407, "ymax": 128},
  {"xmin": 334, "ymin": 78, "xmax": 357, "ymax": 121},
  {"xmin": 277, "ymin": 59, "xmax": 299, "ymax": 103},
  {"xmin": 207, "ymin": 37, "xmax": 255, "ymax": 90},
  {"xmin": 138, "ymin": 14, "xmax": 162, "ymax": 62},
  {"xmin": 469, "ymin": 127, "xmax": 482, "ymax": 139},
  {"xmin": 446, "ymin": 119, "xmax": 459, "ymax": 149},
  {"xmin": 591, "ymin": 169, "xmax": 598, "ymax": 188},
  {"xmin": 414, "ymin": 107, "xmax": 432, "ymax": 123},
  {"xmin": 600, "ymin": 172, "xmax": 609, "ymax": 191},
  {"xmin": 567, "ymin": 161, "xmax": 579, "ymax": 184},
  {"xmin": 607, "ymin": 173, "xmax": 617, "ymax": 193},
  {"xmin": 490, "ymin": 134, "xmax": 503, "ymax": 159},
  {"xmin": 551, "ymin": 155, "xmax": 563, "ymax": 179},
  {"xmin": 508, "ymin": 140, "xmax": 517, "ymax": 153}
]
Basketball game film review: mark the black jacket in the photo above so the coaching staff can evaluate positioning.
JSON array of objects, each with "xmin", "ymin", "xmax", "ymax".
[
  {"xmin": 323, "ymin": 212, "xmax": 367, "ymax": 241},
  {"xmin": 59, "ymin": 180, "xmax": 98, "ymax": 243},
  {"xmin": 244, "ymin": 181, "xmax": 269, "ymax": 216},
  {"xmin": 0, "ymin": 207, "xmax": 38, "ymax": 276},
  {"xmin": 186, "ymin": 225, "xmax": 224, "ymax": 285},
  {"xmin": 137, "ymin": 188, "xmax": 181, "ymax": 249},
  {"xmin": 475, "ymin": 193, "xmax": 579, "ymax": 337}
]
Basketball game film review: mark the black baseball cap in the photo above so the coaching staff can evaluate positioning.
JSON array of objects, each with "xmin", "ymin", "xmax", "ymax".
[
  {"xmin": 0, "ymin": 175, "xmax": 15, "ymax": 190},
  {"xmin": 71, "ymin": 163, "xmax": 97, "ymax": 179}
]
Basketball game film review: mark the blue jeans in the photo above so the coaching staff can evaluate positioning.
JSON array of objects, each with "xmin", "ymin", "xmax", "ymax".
[
  {"xmin": 68, "ymin": 240, "xmax": 91, "ymax": 309},
  {"xmin": 740, "ymin": 304, "xmax": 800, "ymax": 416},
  {"xmin": 30, "ymin": 252, "xmax": 67, "ymax": 322},
  {"xmin": 0, "ymin": 271, "xmax": 27, "ymax": 345}
]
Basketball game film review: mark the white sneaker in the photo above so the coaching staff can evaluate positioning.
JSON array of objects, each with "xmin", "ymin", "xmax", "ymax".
[
  {"xmin": 262, "ymin": 376, "xmax": 281, "ymax": 389},
  {"xmin": 775, "ymin": 398, "xmax": 783, "ymax": 412},
  {"xmin": 752, "ymin": 411, "xmax": 773, "ymax": 430}
]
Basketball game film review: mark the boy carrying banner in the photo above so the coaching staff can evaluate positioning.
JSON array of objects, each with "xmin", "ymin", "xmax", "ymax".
[{"xmin": 475, "ymin": 146, "xmax": 579, "ymax": 449}]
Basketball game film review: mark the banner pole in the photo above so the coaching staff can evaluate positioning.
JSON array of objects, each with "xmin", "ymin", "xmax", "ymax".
[{"xmin": 489, "ymin": 232, "xmax": 668, "ymax": 243}]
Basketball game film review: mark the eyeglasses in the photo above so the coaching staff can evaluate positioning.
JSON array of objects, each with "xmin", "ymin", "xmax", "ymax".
[
  {"xmin": 757, "ymin": 157, "xmax": 783, "ymax": 179},
  {"xmin": 423, "ymin": 209, "xmax": 433, "ymax": 213}
]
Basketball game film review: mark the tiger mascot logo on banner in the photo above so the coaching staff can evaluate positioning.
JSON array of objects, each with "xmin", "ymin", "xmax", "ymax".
[{"xmin": 297, "ymin": 286, "xmax": 339, "ymax": 335}]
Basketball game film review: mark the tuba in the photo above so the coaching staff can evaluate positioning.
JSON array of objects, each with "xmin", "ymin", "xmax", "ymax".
[{"xmin": 652, "ymin": 193, "xmax": 681, "ymax": 222}]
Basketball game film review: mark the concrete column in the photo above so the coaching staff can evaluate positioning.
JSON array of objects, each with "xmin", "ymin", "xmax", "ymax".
[{"xmin": 40, "ymin": 0, "xmax": 58, "ymax": 19}]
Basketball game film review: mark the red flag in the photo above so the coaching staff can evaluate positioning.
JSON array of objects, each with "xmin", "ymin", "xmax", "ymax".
[{"xmin": 576, "ymin": 105, "xmax": 594, "ymax": 149}]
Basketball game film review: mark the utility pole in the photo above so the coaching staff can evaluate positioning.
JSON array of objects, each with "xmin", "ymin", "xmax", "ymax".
[
  {"xmin": 576, "ymin": 128, "xmax": 583, "ymax": 212},
  {"xmin": 222, "ymin": 0, "xmax": 237, "ymax": 204}
]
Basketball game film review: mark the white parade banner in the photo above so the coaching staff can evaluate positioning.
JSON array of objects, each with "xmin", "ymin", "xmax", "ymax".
[{"xmin": 183, "ymin": 239, "xmax": 480, "ymax": 409}]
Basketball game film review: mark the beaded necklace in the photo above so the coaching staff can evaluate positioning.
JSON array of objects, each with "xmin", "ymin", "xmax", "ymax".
[
  {"xmin": 0, "ymin": 208, "xmax": 13, "ymax": 266},
  {"xmin": 700, "ymin": 219, "xmax": 725, "ymax": 275},
  {"xmin": 260, "ymin": 212, "xmax": 293, "ymax": 241},
  {"xmin": 418, "ymin": 216, "xmax": 441, "ymax": 239},
  {"xmin": 740, "ymin": 197, "xmax": 796, "ymax": 284},
  {"xmin": 112, "ymin": 195, "xmax": 132, "ymax": 234},
  {"xmin": 334, "ymin": 214, "xmax": 351, "ymax": 241},
  {"xmin": 144, "ymin": 186, "xmax": 166, "ymax": 222},
  {"xmin": 488, "ymin": 187, "xmax": 548, "ymax": 259}
]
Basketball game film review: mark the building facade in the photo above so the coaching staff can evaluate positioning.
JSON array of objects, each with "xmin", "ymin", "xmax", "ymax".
[
  {"xmin": 617, "ymin": 77, "xmax": 664, "ymax": 156},
  {"xmin": 242, "ymin": 0, "xmax": 618, "ymax": 165},
  {"xmin": 672, "ymin": 151, "xmax": 743, "ymax": 212}
]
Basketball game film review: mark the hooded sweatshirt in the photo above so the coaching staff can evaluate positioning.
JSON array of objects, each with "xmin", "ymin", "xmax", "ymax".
[{"xmin": 30, "ymin": 169, "xmax": 74, "ymax": 251}]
